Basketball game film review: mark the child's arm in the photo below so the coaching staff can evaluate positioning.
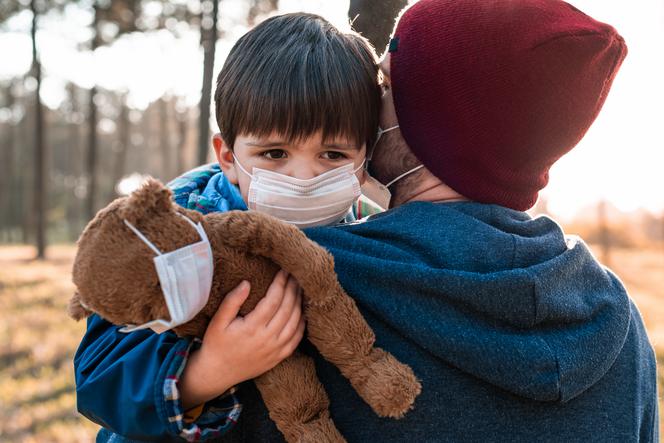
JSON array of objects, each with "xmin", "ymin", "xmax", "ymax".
[{"xmin": 74, "ymin": 273, "xmax": 304, "ymax": 440}]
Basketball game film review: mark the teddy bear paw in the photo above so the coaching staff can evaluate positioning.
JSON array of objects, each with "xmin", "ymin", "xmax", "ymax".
[{"xmin": 353, "ymin": 348, "xmax": 422, "ymax": 419}]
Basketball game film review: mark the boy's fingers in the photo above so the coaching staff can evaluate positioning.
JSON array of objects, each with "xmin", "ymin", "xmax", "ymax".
[
  {"xmin": 246, "ymin": 270, "xmax": 288, "ymax": 325},
  {"xmin": 209, "ymin": 281, "xmax": 251, "ymax": 330},
  {"xmin": 266, "ymin": 276, "xmax": 299, "ymax": 333},
  {"xmin": 276, "ymin": 285, "xmax": 302, "ymax": 342},
  {"xmin": 280, "ymin": 317, "xmax": 306, "ymax": 360}
]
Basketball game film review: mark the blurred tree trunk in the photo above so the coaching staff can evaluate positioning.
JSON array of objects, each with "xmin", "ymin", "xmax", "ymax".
[
  {"xmin": 85, "ymin": 4, "xmax": 99, "ymax": 222},
  {"xmin": 176, "ymin": 105, "xmax": 188, "ymax": 174},
  {"xmin": 20, "ymin": 94, "xmax": 32, "ymax": 244},
  {"xmin": 159, "ymin": 97, "xmax": 172, "ymax": 179},
  {"xmin": 66, "ymin": 83, "xmax": 82, "ymax": 240},
  {"xmin": 109, "ymin": 94, "xmax": 129, "ymax": 201},
  {"xmin": 141, "ymin": 105, "xmax": 152, "ymax": 173},
  {"xmin": 0, "ymin": 124, "xmax": 8, "ymax": 241},
  {"xmin": 1, "ymin": 83, "xmax": 15, "ymax": 241},
  {"xmin": 197, "ymin": 0, "xmax": 219, "ymax": 165},
  {"xmin": 30, "ymin": 0, "xmax": 46, "ymax": 259},
  {"xmin": 348, "ymin": 0, "xmax": 407, "ymax": 54}
]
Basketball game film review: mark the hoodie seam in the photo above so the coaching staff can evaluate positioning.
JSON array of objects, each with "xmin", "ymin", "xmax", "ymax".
[
  {"xmin": 508, "ymin": 233, "xmax": 517, "ymax": 270},
  {"xmin": 533, "ymin": 327, "xmax": 564, "ymax": 402},
  {"xmin": 550, "ymin": 342, "xmax": 563, "ymax": 402},
  {"xmin": 531, "ymin": 270, "xmax": 564, "ymax": 402},
  {"xmin": 512, "ymin": 231, "xmax": 561, "ymax": 398}
]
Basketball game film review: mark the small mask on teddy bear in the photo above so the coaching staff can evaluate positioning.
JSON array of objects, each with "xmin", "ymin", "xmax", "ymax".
[{"xmin": 69, "ymin": 178, "xmax": 421, "ymax": 443}]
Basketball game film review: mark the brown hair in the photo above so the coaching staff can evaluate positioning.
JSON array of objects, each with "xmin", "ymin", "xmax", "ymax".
[{"xmin": 214, "ymin": 13, "xmax": 381, "ymax": 149}]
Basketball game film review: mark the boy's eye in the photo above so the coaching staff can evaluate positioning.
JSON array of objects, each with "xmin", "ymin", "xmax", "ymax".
[
  {"xmin": 261, "ymin": 149, "xmax": 287, "ymax": 160},
  {"xmin": 322, "ymin": 151, "xmax": 348, "ymax": 160}
]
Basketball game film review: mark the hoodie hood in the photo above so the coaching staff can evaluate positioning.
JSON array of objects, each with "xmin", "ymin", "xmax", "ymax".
[{"xmin": 305, "ymin": 201, "xmax": 630, "ymax": 403}]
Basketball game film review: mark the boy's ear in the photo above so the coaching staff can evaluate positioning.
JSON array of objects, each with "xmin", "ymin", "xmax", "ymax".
[{"xmin": 213, "ymin": 133, "xmax": 238, "ymax": 184}]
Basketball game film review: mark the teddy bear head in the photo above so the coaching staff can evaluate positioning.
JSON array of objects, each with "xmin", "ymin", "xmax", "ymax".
[{"xmin": 69, "ymin": 178, "xmax": 209, "ymax": 329}]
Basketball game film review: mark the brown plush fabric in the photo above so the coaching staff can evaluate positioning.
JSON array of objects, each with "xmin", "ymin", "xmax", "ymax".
[{"xmin": 70, "ymin": 178, "xmax": 421, "ymax": 443}]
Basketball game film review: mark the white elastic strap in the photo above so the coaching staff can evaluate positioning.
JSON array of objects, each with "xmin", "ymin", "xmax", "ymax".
[
  {"xmin": 353, "ymin": 159, "xmax": 366, "ymax": 174},
  {"xmin": 385, "ymin": 164, "xmax": 425, "ymax": 188},
  {"xmin": 119, "ymin": 319, "xmax": 172, "ymax": 334},
  {"xmin": 232, "ymin": 153, "xmax": 254, "ymax": 178},
  {"xmin": 78, "ymin": 298, "xmax": 93, "ymax": 312},
  {"xmin": 368, "ymin": 125, "xmax": 400, "ymax": 161},
  {"xmin": 177, "ymin": 212, "xmax": 198, "ymax": 227},
  {"xmin": 123, "ymin": 220, "xmax": 163, "ymax": 256},
  {"xmin": 378, "ymin": 125, "xmax": 400, "ymax": 136},
  {"xmin": 177, "ymin": 213, "xmax": 211, "ymax": 246}
]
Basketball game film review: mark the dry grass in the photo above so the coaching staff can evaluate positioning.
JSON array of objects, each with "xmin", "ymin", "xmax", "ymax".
[
  {"xmin": 0, "ymin": 245, "xmax": 98, "ymax": 442},
  {"xmin": 0, "ymin": 243, "xmax": 661, "ymax": 441}
]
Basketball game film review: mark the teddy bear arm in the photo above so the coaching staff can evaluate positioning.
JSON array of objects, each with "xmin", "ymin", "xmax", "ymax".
[
  {"xmin": 210, "ymin": 211, "xmax": 421, "ymax": 418},
  {"xmin": 254, "ymin": 352, "xmax": 345, "ymax": 443},
  {"xmin": 210, "ymin": 211, "xmax": 345, "ymax": 307},
  {"xmin": 305, "ymin": 289, "xmax": 422, "ymax": 419}
]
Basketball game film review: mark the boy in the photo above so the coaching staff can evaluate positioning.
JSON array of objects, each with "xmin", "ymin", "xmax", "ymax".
[{"xmin": 74, "ymin": 13, "xmax": 382, "ymax": 442}]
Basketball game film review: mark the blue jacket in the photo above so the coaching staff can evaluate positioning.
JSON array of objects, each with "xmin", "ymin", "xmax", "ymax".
[
  {"xmin": 75, "ymin": 168, "xmax": 247, "ymax": 442},
  {"xmin": 75, "ymin": 172, "xmax": 658, "ymax": 441}
]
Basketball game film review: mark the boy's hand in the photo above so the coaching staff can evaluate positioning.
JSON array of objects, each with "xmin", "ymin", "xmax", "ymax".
[{"xmin": 179, "ymin": 270, "xmax": 305, "ymax": 410}]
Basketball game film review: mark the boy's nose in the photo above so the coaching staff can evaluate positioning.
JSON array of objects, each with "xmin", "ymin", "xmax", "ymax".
[{"xmin": 287, "ymin": 163, "xmax": 319, "ymax": 180}]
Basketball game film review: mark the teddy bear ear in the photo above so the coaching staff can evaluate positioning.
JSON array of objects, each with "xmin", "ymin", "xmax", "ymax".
[
  {"xmin": 68, "ymin": 291, "xmax": 93, "ymax": 320},
  {"xmin": 119, "ymin": 177, "xmax": 173, "ymax": 224}
]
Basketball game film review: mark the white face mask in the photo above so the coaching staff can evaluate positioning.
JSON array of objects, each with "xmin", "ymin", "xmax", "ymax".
[
  {"xmin": 119, "ymin": 214, "xmax": 214, "ymax": 334},
  {"xmin": 233, "ymin": 154, "xmax": 364, "ymax": 228},
  {"xmin": 363, "ymin": 124, "xmax": 425, "ymax": 209}
]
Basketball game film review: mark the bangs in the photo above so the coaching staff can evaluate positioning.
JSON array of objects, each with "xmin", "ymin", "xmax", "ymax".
[{"xmin": 215, "ymin": 13, "xmax": 380, "ymax": 149}]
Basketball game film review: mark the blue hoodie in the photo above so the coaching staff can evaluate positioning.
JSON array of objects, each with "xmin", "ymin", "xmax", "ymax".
[{"xmin": 220, "ymin": 201, "xmax": 658, "ymax": 442}]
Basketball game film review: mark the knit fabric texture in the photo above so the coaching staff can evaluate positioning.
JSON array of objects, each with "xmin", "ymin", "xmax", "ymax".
[{"xmin": 389, "ymin": 0, "xmax": 628, "ymax": 210}]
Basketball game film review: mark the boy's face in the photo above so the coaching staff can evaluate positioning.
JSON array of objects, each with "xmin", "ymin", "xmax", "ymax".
[{"xmin": 213, "ymin": 131, "xmax": 367, "ymax": 204}]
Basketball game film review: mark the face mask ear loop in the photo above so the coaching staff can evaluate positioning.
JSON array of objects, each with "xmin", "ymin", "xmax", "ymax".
[
  {"xmin": 231, "ymin": 153, "xmax": 254, "ymax": 179},
  {"xmin": 385, "ymin": 164, "xmax": 425, "ymax": 188},
  {"xmin": 353, "ymin": 159, "xmax": 366, "ymax": 174},
  {"xmin": 176, "ymin": 213, "xmax": 210, "ymax": 243},
  {"xmin": 123, "ymin": 220, "xmax": 163, "ymax": 256},
  {"xmin": 380, "ymin": 125, "xmax": 400, "ymax": 135},
  {"xmin": 176, "ymin": 213, "xmax": 198, "ymax": 229},
  {"xmin": 366, "ymin": 143, "xmax": 375, "ymax": 164},
  {"xmin": 367, "ymin": 125, "xmax": 400, "ymax": 167}
]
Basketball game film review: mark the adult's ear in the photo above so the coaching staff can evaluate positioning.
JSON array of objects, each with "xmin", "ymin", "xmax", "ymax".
[
  {"xmin": 213, "ymin": 133, "xmax": 238, "ymax": 184},
  {"xmin": 119, "ymin": 177, "xmax": 173, "ymax": 224},
  {"xmin": 68, "ymin": 291, "xmax": 93, "ymax": 320}
]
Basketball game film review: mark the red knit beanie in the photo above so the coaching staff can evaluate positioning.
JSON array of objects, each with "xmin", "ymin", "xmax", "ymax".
[{"xmin": 389, "ymin": 0, "xmax": 627, "ymax": 210}]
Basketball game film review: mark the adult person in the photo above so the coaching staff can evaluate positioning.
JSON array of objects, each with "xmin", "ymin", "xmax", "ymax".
[{"xmin": 226, "ymin": 0, "xmax": 659, "ymax": 441}]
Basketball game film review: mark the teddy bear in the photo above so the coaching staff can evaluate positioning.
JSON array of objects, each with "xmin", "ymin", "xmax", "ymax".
[{"xmin": 68, "ymin": 178, "xmax": 421, "ymax": 443}]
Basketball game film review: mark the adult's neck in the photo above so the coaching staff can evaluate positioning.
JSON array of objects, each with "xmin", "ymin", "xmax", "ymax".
[{"xmin": 390, "ymin": 172, "xmax": 468, "ymax": 208}]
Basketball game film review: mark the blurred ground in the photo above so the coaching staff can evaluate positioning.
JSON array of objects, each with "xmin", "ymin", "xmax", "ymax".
[
  {"xmin": 0, "ymin": 243, "xmax": 662, "ymax": 442},
  {"xmin": 0, "ymin": 245, "xmax": 98, "ymax": 442}
]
